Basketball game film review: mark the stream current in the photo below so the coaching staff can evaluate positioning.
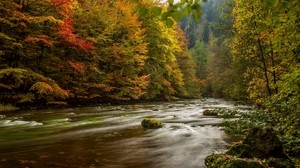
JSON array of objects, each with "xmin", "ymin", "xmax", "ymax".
[{"xmin": 0, "ymin": 98, "xmax": 252, "ymax": 168}]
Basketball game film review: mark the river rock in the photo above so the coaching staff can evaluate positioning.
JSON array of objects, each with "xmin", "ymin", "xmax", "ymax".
[
  {"xmin": 205, "ymin": 126, "xmax": 295, "ymax": 168},
  {"xmin": 141, "ymin": 118, "xmax": 163, "ymax": 129},
  {"xmin": 202, "ymin": 109, "xmax": 218, "ymax": 116},
  {"xmin": 238, "ymin": 126, "xmax": 288, "ymax": 158}
]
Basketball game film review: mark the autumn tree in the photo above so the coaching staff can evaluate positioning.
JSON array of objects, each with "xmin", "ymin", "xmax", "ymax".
[
  {"xmin": 231, "ymin": 0, "xmax": 299, "ymax": 104},
  {"xmin": 57, "ymin": 0, "xmax": 149, "ymax": 102}
]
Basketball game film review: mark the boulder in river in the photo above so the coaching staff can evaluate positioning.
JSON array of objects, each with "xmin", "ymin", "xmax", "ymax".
[
  {"xmin": 141, "ymin": 118, "xmax": 163, "ymax": 129},
  {"xmin": 202, "ymin": 109, "xmax": 218, "ymax": 116},
  {"xmin": 205, "ymin": 126, "xmax": 295, "ymax": 168}
]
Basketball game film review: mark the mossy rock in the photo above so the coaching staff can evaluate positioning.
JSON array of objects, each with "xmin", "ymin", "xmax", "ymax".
[
  {"xmin": 141, "ymin": 118, "xmax": 163, "ymax": 129},
  {"xmin": 226, "ymin": 142, "xmax": 251, "ymax": 157},
  {"xmin": 222, "ymin": 158, "xmax": 267, "ymax": 168},
  {"xmin": 265, "ymin": 157, "xmax": 295, "ymax": 168},
  {"xmin": 222, "ymin": 126, "xmax": 295, "ymax": 168},
  {"xmin": 203, "ymin": 109, "xmax": 218, "ymax": 116},
  {"xmin": 205, "ymin": 154, "xmax": 267, "ymax": 168},
  {"xmin": 242, "ymin": 126, "xmax": 288, "ymax": 158},
  {"xmin": 205, "ymin": 154, "xmax": 228, "ymax": 168}
]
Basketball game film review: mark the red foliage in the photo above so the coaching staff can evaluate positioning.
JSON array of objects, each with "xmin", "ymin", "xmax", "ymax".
[
  {"xmin": 25, "ymin": 35, "xmax": 53, "ymax": 46},
  {"xmin": 50, "ymin": 0, "xmax": 73, "ymax": 7},
  {"xmin": 50, "ymin": 0, "xmax": 95, "ymax": 52},
  {"xmin": 12, "ymin": 10, "xmax": 30, "ymax": 22},
  {"xmin": 67, "ymin": 60, "xmax": 87, "ymax": 74},
  {"xmin": 58, "ymin": 18, "xmax": 95, "ymax": 51}
]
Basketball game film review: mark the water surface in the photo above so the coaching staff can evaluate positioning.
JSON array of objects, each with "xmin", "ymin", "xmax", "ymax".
[{"xmin": 0, "ymin": 98, "xmax": 251, "ymax": 168}]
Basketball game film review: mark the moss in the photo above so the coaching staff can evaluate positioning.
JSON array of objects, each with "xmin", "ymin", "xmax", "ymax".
[
  {"xmin": 242, "ymin": 126, "xmax": 287, "ymax": 158},
  {"xmin": 205, "ymin": 154, "xmax": 228, "ymax": 168},
  {"xmin": 205, "ymin": 154, "xmax": 267, "ymax": 168},
  {"xmin": 206, "ymin": 126, "xmax": 296, "ymax": 168},
  {"xmin": 226, "ymin": 142, "xmax": 250, "ymax": 157},
  {"xmin": 265, "ymin": 157, "xmax": 295, "ymax": 168},
  {"xmin": 203, "ymin": 109, "xmax": 218, "ymax": 116},
  {"xmin": 141, "ymin": 118, "xmax": 163, "ymax": 129},
  {"xmin": 222, "ymin": 158, "xmax": 267, "ymax": 168}
]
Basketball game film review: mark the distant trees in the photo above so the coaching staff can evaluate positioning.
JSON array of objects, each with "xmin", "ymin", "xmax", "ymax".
[
  {"xmin": 182, "ymin": 0, "xmax": 300, "ymax": 156},
  {"xmin": 182, "ymin": 0, "xmax": 299, "ymax": 105},
  {"xmin": 182, "ymin": 0, "xmax": 244, "ymax": 99}
]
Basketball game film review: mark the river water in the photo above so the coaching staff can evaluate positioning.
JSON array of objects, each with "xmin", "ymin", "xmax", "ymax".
[{"xmin": 0, "ymin": 98, "xmax": 251, "ymax": 168}]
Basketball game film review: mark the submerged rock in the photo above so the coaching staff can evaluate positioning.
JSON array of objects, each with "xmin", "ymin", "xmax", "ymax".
[
  {"xmin": 141, "ymin": 118, "xmax": 163, "ymax": 129},
  {"xmin": 205, "ymin": 126, "xmax": 295, "ymax": 168}
]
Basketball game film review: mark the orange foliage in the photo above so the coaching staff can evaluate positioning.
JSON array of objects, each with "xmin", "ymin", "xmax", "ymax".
[
  {"xmin": 25, "ymin": 35, "xmax": 53, "ymax": 46},
  {"xmin": 67, "ymin": 60, "xmax": 87, "ymax": 74},
  {"xmin": 12, "ymin": 10, "xmax": 29, "ymax": 22},
  {"xmin": 58, "ymin": 18, "xmax": 95, "ymax": 52},
  {"xmin": 50, "ymin": 0, "xmax": 73, "ymax": 7},
  {"xmin": 51, "ymin": 0, "xmax": 95, "ymax": 52},
  {"xmin": 163, "ymin": 79, "xmax": 176, "ymax": 94}
]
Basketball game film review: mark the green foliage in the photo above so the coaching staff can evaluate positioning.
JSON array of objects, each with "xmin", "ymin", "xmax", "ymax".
[
  {"xmin": 205, "ymin": 154, "xmax": 267, "ymax": 168},
  {"xmin": 222, "ymin": 109, "xmax": 300, "ymax": 156},
  {"xmin": 137, "ymin": 1, "xmax": 199, "ymax": 100},
  {"xmin": 224, "ymin": 0, "xmax": 300, "ymax": 157},
  {"xmin": 0, "ymin": 68, "xmax": 68, "ymax": 106},
  {"xmin": 189, "ymin": 41, "xmax": 209, "ymax": 79},
  {"xmin": 182, "ymin": 0, "xmax": 248, "ymax": 100},
  {"xmin": 0, "ymin": 104, "xmax": 18, "ymax": 112},
  {"xmin": 163, "ymin": 0, "xmax": 203, "ymax": 26}
]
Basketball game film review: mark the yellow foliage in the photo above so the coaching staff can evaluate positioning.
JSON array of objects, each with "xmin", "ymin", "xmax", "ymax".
[{"xmin": 30, "ymin": 82, "xmax": 53, "ymax": 95}]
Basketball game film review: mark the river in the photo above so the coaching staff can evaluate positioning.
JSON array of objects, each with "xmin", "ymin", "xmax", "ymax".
[{"xmin": 0, "ymin": 98, "xmax": 252, "ymax": 168}]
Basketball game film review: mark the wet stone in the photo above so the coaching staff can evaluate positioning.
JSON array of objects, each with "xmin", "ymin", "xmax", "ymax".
[{"xmin": 141, "ymin": 118, "xmax": 163, "ymax": 129}]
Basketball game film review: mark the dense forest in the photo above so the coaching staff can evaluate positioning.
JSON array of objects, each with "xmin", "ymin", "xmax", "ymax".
[{"xmin": 0, "ymin": 0, "xmax": 203, "ymax": 108}]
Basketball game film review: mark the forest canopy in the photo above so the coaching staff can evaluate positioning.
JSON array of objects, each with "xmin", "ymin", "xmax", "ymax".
[{"xmin": 0, "ymin": 0, "xmax": 202, "ymax": 107}]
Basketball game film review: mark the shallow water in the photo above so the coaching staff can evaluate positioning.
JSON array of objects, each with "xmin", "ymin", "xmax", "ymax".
[{"xmin": 0, "ymin": 98, "xmax": 251, "ymax": 168}]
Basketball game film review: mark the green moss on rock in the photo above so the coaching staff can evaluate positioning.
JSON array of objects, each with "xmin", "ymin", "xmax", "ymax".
[
  {"xmin": 203, "ymin": 109, "xmax": 218, "ymax": 116},
  {"xmin": 141, "ymin": 118, "xmax": 163, "ymax": 129},
  {"xmin": 205, "ymin": 154, "xmax": 228, "ymax": 168},
  {"xmin": 205, "ymin": 126, "xmax": 296, "ymax": 168},
  {"xmin": 226, "ymin": 142, "xmax": 251, "ymax": 157},
  {"xmin": 205, "ymin": 154, "xmax": 267, "ymax": 168},
  {"xmin": 242, "ymin": 126, "xmax": 287, "ymax": 158},
  {"xmin": 265, "ymin": 157, "xmax": 295, "ymax": 168}
]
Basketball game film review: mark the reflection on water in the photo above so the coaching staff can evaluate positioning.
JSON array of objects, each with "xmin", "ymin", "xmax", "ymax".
[{"xmin": 0, "ymin": 98, "xmax": 252, "ymax": 168}]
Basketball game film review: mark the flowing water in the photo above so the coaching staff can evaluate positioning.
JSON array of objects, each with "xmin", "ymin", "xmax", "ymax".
[{"xmin": 0, "ymin": 98, "xmax": 252, "ymax": 168}]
